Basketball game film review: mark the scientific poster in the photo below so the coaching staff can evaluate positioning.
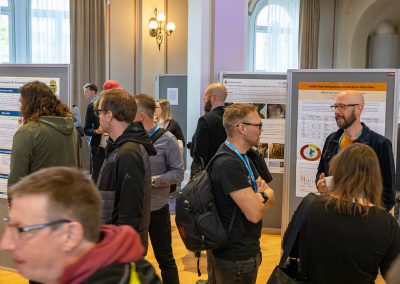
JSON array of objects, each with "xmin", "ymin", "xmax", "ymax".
[
  {"xmin": 295, "ymin": 82, "xmax": 387, "ymax": 197},
  {"xmin": 223, "ymin": 78, "xmax": 287, "ymax": 173},
  {"xmin": 0, "ymin": 77, "xmax": 60, "ymax": 197}
]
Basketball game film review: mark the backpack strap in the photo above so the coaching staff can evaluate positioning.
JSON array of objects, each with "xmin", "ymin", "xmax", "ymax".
[
  {"xmin": 279, "ymin": 193, "xmax": 316, "ymax": 268},
  {"xmin": 149, "ymin": 128, "xmax": 167, "ymax": 144}
]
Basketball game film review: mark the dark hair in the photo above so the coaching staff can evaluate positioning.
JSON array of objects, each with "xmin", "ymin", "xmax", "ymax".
[
  {"xmin": 20, "ymin": 81, "xmax": 71, "ymax": 124},
  {"xmin": 83, "ymin": 83, "xmax": 98, "ymax": 93},
  {"xmin": 8, "ymin": 167, "xmax": 101, "ymax": 242},
  {"xmin": 323, "ymin": 143, "xmax": 383, "ymax": 215},
  {"xmin": 99, "ymin": 89, "xmax": 136, "ymax": 123},
  {"xmin": 135, "ymin": 94, "xmax": 156, "ymax": 119}
]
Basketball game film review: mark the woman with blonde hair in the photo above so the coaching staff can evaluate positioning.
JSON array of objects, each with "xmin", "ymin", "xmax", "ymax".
[
  {"xmin": 289, "ymin": 143, "xmax": 400, "ymax": 283},
  {"xmin": 155, "ymin": 99, "xmax": 185, "ymax": 148}
]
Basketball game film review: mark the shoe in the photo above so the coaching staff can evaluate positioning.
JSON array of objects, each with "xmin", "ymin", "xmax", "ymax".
[{"xmin": 196, "ymin": 280, "xmax": 208, "ymax": 284}]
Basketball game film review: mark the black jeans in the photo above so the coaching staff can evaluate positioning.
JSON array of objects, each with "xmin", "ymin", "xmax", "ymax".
[
  {"xmin": 149, "ymin": 204, "xmax": 180, "ymax": 284},
  {"xmin": 213, "ymin": 252, "xmax": 262, "ymax": 284},
  {"xmin": 90, "ymin": 146, "xmax": 105, "ymax": 183}
]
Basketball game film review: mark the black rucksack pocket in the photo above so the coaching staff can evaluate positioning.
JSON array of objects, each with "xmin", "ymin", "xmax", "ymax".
[{"xmin": 197, "ymin": 210, "xmax": 228, "ymax": 249}]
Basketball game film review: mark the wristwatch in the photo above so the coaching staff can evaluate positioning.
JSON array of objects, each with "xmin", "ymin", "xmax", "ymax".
[{"xmin": 259, "ymin": 191, "xmax": 269, "ymax": 204}]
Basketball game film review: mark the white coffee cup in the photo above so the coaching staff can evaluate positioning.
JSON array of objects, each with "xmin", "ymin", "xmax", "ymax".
[{"xmin": 325, "ymin": 176, "xmax": 333, "ymax": 189}]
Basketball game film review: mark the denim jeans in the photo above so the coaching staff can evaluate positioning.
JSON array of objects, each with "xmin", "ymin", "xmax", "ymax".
[
  {"xmin": 149, "ymin": 204, "xmax": 180, "ymax": 284},
  {"xmin": 213, "ymin": 252, "xmax": 262, "ymax": 284}
]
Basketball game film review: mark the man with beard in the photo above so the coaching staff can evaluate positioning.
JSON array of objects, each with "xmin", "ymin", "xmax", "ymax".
[
  {"xmin": 316, "ymin": 90, "xmax": 395, "ymax": 210},
  {"xmin": 191, "ymin": 83, "xmax": 227, "ymax": 175}
]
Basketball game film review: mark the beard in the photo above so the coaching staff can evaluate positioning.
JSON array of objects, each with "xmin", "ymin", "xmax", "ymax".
[
  {"xmin": 204, "ymin": 99, "xmax": 212, "ymax": 113},
  {"xmin": 335, "ymin": 110, "xmax": 356, "ymax": 129}
]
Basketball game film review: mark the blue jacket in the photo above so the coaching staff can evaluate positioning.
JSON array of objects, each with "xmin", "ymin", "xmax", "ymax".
[{"xmin": 316, "ymin": 123, "xmax": 395, "ymax": 211}]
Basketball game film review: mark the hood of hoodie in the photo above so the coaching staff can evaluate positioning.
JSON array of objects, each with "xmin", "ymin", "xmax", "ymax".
[
  {"xmin": 38, "ymin": 116, "xmax": 75, "ymax": 135},
  {"xmin": 106, "ymin": 122, "xmax": 156, "ymax": 156},
  {"xmin": 59, "ymin": 225, "xmax": 144, "ymax": 284}
]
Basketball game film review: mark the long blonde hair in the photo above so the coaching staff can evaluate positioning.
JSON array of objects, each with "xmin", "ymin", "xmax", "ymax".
[
  {"xmin": 156, "ymin": 99, "xmax": 172, "ymax": 122},
  {"xmin": 324, "ymin": 143, "xmax": 383, "ymax": 215}
]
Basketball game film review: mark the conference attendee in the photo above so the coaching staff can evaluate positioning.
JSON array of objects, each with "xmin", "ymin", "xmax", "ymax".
[
  {"xmin": 135, "ymin": 94, "xmax": 184, "ymax": 284},
  {"xmin": 296, "ymin": 143, "xmax": 400, "ymax": 283},
  {"xmin": 155, "ymin": 98, "xmax": 186, "ymax": 148},
  {"xmin": 316, "ymin": 90, "xmax": 395, "ymax": 211},
  {"xmin": 83, "ymin": 83, "xmax": 106, "ymax": 182},
  {"xmin": 191, "ymin": 83, "xmax": 227, "ymax": 174},
  {"xmin": 209, "ymin": 103, "xmax": 275, "ymax": 284},
  {"xmin": 103, "ymin": 79, "xmax": 123, "ymax": 90},
  {"xmin": 8, "ymin": 81, "xmax": 78, "ymax": 187},
  {"xmin": 96, "ymin": 89, "xmax": 156, "ymax": 254},
  {"xmin": 0, "ymin": 167, "xmax": 161, "ymax": 284}
]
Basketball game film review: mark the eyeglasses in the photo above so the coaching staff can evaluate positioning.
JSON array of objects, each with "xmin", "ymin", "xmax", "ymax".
[
  {"xmin": 93, "ymin": 108, "xmax": 106, "ymax": 116},
  {"xmin": 330, "ymin": 104, "xmax": 359, "ymax": 111},
  {"xmin": 2, "ymin": 217, "xmax": 71, "ymax": 240},
  {"xmin": 239, "ymin": 122, "xmax": 263, "ymax": 130}
]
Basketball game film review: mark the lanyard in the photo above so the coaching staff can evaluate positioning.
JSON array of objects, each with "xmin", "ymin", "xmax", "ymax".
[
  {"xmin": 148, "ymin": 125, "xmax": 160, "ymax": 137},
  {"xmin": 225, "ymin": 140, "xmax": 258, "ymax": 192}
]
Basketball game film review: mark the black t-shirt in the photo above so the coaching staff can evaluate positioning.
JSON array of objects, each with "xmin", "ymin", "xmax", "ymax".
[
  {"xmin": 209, "ymin": 143, "xmax": 262, "ymax": 261},
  {"xmin": 300, "ymin": 197, "xmax": 400, "ymax": 283}
]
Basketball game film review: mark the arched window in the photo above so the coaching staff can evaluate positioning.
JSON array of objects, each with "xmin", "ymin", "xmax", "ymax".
[
  {"xmin": 248, "ymin": 0, "xmax": 299, "ymax": 72},
  {"xmin": 0, "ymin": 0, "xmax": 70, "ymax": 64}
]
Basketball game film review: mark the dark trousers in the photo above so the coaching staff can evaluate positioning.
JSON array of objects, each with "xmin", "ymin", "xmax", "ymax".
[
  {"xmin": 90, "ymin": 146, "xmax": 105, "ymax": 183},
  {"xmin": 213, "ymin": 252, "xmax": 261, "ymax": 284},
  {"xmin": 149, "ymin": 204, "xmax": 180, "ymax": 284}
]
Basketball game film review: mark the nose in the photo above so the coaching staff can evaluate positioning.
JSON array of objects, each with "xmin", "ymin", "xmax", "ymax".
[{"xmin": 0, "ymin": 227, "xmax": 17, "ymax": 251}]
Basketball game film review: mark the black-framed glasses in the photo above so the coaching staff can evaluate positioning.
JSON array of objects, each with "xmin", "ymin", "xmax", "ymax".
[
  {"xmin": 330, "ymin": 104, "xmax": 359, "ymax": 111},
  {"xmin": 2, "ymin": 217, "xmax": 71, "ymax": 240},
  {"xmin": 238, "ymin": 122, "xmax": 263, "ymax": 130},
  {"xmin": 93, "ymin": 108, "xmax": 106, "ymax": 116}
]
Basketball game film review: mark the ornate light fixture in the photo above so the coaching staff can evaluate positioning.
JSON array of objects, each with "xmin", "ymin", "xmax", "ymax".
[{"xmin": 149, "ymin": 8, "xmax": 176, "ymax": 51}]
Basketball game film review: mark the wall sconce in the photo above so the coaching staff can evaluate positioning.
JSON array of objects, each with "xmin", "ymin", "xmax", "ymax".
[{"xmin": 149, "ymin": 8, "xmax": 175, "ymax": 51}]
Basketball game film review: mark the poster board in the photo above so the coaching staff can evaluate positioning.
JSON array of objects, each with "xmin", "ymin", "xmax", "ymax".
[
  {"xmin": 0, "ymin": 64, "xmax": 70, "ymax": 270},
  {"xmin": 284, "ymin": 69, "xmax": 398, "ymax": 231},
  {"xmin": 219, "ymin": 72, "xmax": 287, "ymax": 232}
]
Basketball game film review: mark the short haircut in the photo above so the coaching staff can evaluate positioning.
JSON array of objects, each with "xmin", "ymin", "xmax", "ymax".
[
  {"xmin": 83, "ymin": 83, "xmax": 98, "ymax": 93},
  {"xmin": 135, "ymin": 94, "xmax": 156, "ymax": 119},
  {"xmin": 324, "ymin": 143, "xmax": 383, "ymax": 215},
  {"xmin": 223, "ymin": 103, "xmax": 257, "ymax": 136},
  {"xmin": 206, "ymin": 83, "xmax": 227, "ymax": 102},
  {"xmin": 20, "ymin": 80, "xmax": 71, "ymax": 124},
  {"xmin": 156, "ymin": 99, "xmax": 172, "ymax": 121},
  {"xmin": 8, "ymin": 167, "xmax": 101, "ymax": 242},
  {"xmin": 99, "ymin": 89, "xmax": 137, "ymax": 123}
]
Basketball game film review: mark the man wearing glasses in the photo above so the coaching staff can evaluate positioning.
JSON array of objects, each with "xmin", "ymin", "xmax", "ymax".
[
  {"xmin": 0, "ymin": 167, "xmax": 160, "ymax": 283},
  {"xmin": 208, "ymin": 103, "xmax": 275, "ymax": 284},
  {"xmin": 316, "ymin": 90, "xmax": 395, "ymax": 210}
]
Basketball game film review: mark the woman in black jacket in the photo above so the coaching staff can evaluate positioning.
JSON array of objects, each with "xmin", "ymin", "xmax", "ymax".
[{"xmin": 155, "ymin": 99, "xmax": 185, "ymax": 148}]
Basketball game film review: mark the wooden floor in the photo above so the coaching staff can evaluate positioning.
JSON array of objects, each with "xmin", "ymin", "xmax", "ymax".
[{"xmin": 0, "ymin": 215, "xmax": 385, "ymax": 284}]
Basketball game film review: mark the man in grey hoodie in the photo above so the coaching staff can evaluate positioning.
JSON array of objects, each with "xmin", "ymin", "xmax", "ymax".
[{"xmin": 135, "ymin": 94, "xmax": 184, "ymax": 284}]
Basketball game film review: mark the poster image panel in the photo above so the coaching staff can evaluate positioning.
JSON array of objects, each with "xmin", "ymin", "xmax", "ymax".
[{"xmin": 295, "ymin": 82, "xmax": 387, "ymax": 197}]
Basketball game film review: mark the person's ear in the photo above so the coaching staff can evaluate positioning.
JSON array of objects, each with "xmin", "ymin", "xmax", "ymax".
[{"xmin": 63, "ymin": 221, "xmax": 85, "ymax": 252}]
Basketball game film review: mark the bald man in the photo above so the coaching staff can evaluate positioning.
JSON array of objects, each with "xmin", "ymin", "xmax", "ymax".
[{"xmin": 316, "ymin": 91, "xmax": 395, "ymax": 210}]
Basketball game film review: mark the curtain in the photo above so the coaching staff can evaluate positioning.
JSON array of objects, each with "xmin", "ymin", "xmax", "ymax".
[
  {"xmin": 299, "ymin": 0, "xmax": 320, "ymax": 68},
  {"xmin": 70, "ymin": 0, "xmax": 106, "ymax": 169}
]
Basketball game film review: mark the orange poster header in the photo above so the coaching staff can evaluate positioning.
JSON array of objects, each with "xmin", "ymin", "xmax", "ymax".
[{"xmin": 298, "ymin": 82, "xmax": 387, "ymax": 91}]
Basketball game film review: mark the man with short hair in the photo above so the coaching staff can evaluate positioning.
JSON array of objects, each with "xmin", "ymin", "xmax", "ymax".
[
  {"xmin": 316, "ymin": 90, "xmax": 395, "ymax": 210},
  {"xmin": 135, "ymin": 94, "xmax": 184, "ymax": 284},
  {"xmin": 83, "ymin": 83, "xmax": 106, "ymax": 182},
  {"xmin": 209, "ymin": 103, "xmax": 275, "ymax": 284},
  {"xmin": 0, "ymin": 167, "xmax": 160, "ymax": 283},
  {"xmin": 96, "ymin": 89, "xmax": 156, "ymax": 253},
  {"xmin": 191, "ymin": 83, "xmax": 228, "ymax": 173}
]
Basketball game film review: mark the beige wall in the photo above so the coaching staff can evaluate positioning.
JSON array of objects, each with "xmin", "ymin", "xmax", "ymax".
[{"xmin": 107, "ymin": 0, "xmax": 188, "ymax": 96}]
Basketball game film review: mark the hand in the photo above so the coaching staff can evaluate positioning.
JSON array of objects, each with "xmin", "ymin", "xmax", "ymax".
[
  {"xmin": 95, "ymin": 127, "xmax": 103, "ymax": 135},
  {"xmin": 257, "ymin": 177, "xmax": 267, "ymax": 192},
  {"xmin": 316, "ymin": 173, "xmax": 328, "ymax": 193}
]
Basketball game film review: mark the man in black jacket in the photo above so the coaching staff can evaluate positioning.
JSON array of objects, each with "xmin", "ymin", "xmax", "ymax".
[
  {"xmin": 191, "ymin": 83, "xmax": 227, "ymax": 175},
  {"xmin": 96, "ymin": 89, "xmax": 156, "ymax": 254},
  {"xmin": 316, "ymin": 90, "xmax": 395, "ymax": 211}
]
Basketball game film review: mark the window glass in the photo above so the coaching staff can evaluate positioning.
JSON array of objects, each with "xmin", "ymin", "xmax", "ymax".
[
  {"xmin": 0, "ymin": 14, "xmax": 9, "ymax": 63},
  {"xmin": 0, "ymin": 0, "xmax": 9, "ymax": 7}
]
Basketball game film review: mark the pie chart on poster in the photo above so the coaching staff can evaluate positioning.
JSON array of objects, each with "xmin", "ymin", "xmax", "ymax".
[{"xmin": 300, "ymin": 144, "xmax": 321, "ymax": 161}]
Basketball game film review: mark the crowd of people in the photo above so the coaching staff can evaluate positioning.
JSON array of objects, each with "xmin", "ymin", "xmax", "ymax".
[{"xmin": 1, "ymin": 80, "xmax": 400, "ymax": 284}]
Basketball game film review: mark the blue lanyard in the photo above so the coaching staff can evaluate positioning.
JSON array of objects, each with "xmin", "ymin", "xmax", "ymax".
[
  {"xmin": 148, "ymin": 125, "xmax": 160, "ymax": 137},
  {"xmin": 225, "ymin": 140, "xmax": 258, "ymax": 192}
]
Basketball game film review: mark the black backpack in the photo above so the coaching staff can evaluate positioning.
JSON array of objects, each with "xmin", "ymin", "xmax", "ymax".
[{"xmin": 175, "ymin": 152, "xmax": 238, "ymax": 252}]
